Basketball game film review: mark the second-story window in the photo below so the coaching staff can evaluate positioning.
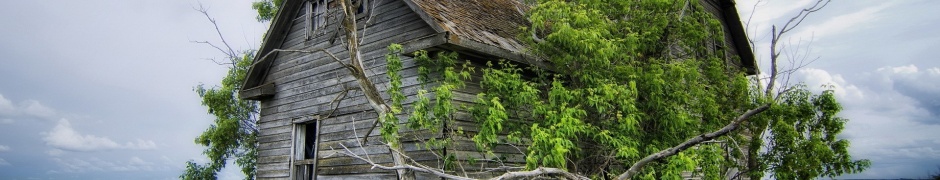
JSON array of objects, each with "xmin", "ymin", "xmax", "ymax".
[{"xmin": 305, "ymin": 0, "xmax": 328, "ymax": 40}]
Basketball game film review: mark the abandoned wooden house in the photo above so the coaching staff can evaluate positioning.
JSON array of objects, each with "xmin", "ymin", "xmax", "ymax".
[{"xmin": 239, "ymin": 0, "xmax": 755, "ymax": 179}]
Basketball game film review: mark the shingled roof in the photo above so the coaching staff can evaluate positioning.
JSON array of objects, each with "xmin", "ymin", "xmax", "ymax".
[{"xmin": 408, "ymin": 0, "xmax": 529, "ymax": 53}]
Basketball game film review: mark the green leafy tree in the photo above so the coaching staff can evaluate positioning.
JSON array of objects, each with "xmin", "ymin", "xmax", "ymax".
[
  {"xmin": 471, "ymin": 0, "xmax": 759, "ymax": 178},
  {"xmin": 378, "ymin": 0, "xmax": 868, "ymax": 179},
  {"xmin": 737, "ymin": 0, "xmax": 870, "ymax": 179},
  {"xmin": 251, "ymin": 0, "xmax": 283, "ymax": 22},
  {"xmin": 182, "ymin": 7, "xmax": 260, "ymax": 180},
  {"xmin": 182, "ymin": 52, "xmax": 259, "ymax": 180}
]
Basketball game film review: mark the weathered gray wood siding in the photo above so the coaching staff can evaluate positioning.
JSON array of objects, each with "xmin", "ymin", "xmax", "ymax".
[
  {"xmin": 255, "ymin": 0, "xmax": 443, "ymax": 179},
  {"xmin": 700, "ymin": 0, "xmax": 747, "ymax": 68},
  {"xmin": 442, "ymin": 57, "xmax": 528, "ymax": 179}
]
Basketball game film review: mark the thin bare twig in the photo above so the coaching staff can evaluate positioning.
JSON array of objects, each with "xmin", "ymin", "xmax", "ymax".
[
  {"xmin": 325, "ymin": 85, "xmax": 359, "ymax": 118},
  {"xmin": 194, "ymin": 4, "xmax": 238, "ymax": 61}
]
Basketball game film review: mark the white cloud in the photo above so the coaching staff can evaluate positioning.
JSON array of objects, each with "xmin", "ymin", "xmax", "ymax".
[
  {"xmin": 878, "ymin": 64, "xmax": 919, "ymax": 74},
  {"xmin": 928, "ymin": 67, "xmax": 940, "ymax": 76},
  {"xmin": 20, "ymin": 100, "xmax": 57, "ymax": 120},
  {"xmin": 820, "ymin": 64, "xmax": 940, "ymax": 178},
  {"xmin": 0, "ymin": 94, "xmax": 17, "ymax": 116},
  {"xmin": 796, "ymin": 68, "xmax": 864, "ymax": 99},
  {"xmin": 0, "ymin": 93, "xmax": 58, "ymax": 121},
  {"xmin": 43, "ymin": 119, "xmax": 157, "ymax": 152},
  {"xmin": 873, "ymin": 65, "xmax": 940, "ymax": 119},
  {"xmin": 0, "ymin": 145, "xmax": 10, "ymax": 152},
  {"xmin": 0, "ymin": 158, "xmax": 10, "ymax": 166}
]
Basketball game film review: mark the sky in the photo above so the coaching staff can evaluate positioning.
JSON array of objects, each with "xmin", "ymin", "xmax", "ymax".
[
  {"xmin": 0, "ymin": 0, "xmax": 266, "ymax": 179},
  {"xmin": 0, "ymin": 0, "xmax": 937, "ymax": 179}
]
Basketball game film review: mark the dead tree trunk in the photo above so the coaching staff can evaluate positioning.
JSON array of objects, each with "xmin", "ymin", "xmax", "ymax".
[{"xmin": 336, "ymin": 0, "xmax": 412, "ymax": 179}]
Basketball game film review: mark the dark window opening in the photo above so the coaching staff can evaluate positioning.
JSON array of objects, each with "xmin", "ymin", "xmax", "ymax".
[
  {"xmin": 355, "ymin": 0, "xmax": 365, "ymax": 14},
  {"xmin": 303, "ymin": 122, "xmax": 317, "ymax": 159}
]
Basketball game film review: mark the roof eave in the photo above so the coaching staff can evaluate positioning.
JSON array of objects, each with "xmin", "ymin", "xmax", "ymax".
[
  {"xmin": 719, "ymin": 0, "xmax": 758, "ymax": 75},
  {"xmin": 400, "ymin": 32, "xmax": 553, "ymax": 72}
]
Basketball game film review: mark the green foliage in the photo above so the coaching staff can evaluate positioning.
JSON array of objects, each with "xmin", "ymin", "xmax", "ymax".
[
  {"xmin": 746, "ymin": 87, "xmax": 871, "ymax": 179},
  {"xmin": 181, "ymin": 161, "xmax": 216, "ymax": 180},
  {"xmin": 376, "ymin": 0, "xmax": 866, "ymax": 179},
  {"xmin": 183, "ymin": 53, "xmax": 258, "ymax": 180},
  {"xmin": 251, "ymin": 0, "xmax": 283, "ymax": 22},
  {"xmin": 383, "ymin": 44, "xmax": 404, "ymax": 142},
  {"xmin": 385, "ymin": 45, "xmax": 482, "ymax": 169},
  {"xmin": 468, "ymin": 0, "xmax": 750, "ymax": 177},
  {"xmin": 394, "ymin": 0, "xmax": 868, "ymax": 179}
]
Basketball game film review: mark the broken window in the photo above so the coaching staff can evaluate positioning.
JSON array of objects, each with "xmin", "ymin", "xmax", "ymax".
[
  {"xmin": 304, "ymin": 0, "xmax": 371, "ymax": 41},
  {"xmin": 305, "ymin": 0, "xmax": 328, "ymax": 40},
  {"xmin": 353, "ymin": 0, "xmax": 369, "ymax": 17},
  {"xmin": 292, "ymin": 116, "xmax": 319, "ymax": 180}
]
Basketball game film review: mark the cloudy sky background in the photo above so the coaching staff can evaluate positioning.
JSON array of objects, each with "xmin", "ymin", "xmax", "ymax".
[{"xmin": 0, "ymin": 0, "xmax": 937, "ymax": 179}]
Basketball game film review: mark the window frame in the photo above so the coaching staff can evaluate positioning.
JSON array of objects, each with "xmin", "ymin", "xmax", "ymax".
[
  {"xmin": 352, "ymin": 0, "xmax": 371, "ymax": 19},
  {"xmin": 304, "ymin": 0, "xmax": 373, "ymax": 42},
  {"xmin": 305, "ymin": 0, "xmax": 328, "ymax": 40},
  {"xmin": 290, "ymin": 115, "xmax": 320, "ymax": 180}
]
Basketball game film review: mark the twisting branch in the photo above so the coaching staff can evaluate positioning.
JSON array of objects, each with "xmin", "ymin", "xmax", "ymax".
[
  {"xmin": 338, "ymin": 142, "xmax": 590, "ymax": 180},
  {"xmin": 194, "ymin": 4, "xmax": 238, "ymax": 62},
  {"xmin": 616, "ymin": 104, "xmax": 772, "ymax": 180},
  {"xmin": 198, "ymin": 57, "xmax": 234, "ymax": 66},
  {"xmin": 491, "ymin": 167, "xmax": 590, "ymax": 180},
  {"xmin": 324, "ymin": 85, "xmax": 360, "ymax": 118},
  {"xmin": 775, "ymin": 0, "xmax": 831, "ymax": 36},
  {"xmin": 191, "ymin": 40, "xmax": 237, "ymax": 61},
  {"xmin": 358, "ymin": 0, "xmax": 383, "ymax": 45},
  {"xmin": 339, "ymin": 143, "xmax": 476, "ymax": 180},
  {"xmin": 190, "ymin": 3, "xmax": 260, "ymax": 135},
  {"xmin": 328, "ymin": 103, "xmax": 771, "ymax": 180},
  {"xmin": 764, "ymin": 0, "xmax": 831, "ymax": 98}
]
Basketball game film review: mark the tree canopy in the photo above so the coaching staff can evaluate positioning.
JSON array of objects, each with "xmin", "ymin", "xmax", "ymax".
[
  {"xmin": 381, "ymin": 0, "xmax": 869, "ymax": 179},
  {"xmin": 182, "ymin": 53, "xmax": 258, "ymax": 180},
  {"xmin": 182, "ymin": 7, "xmax": 262, "ymax": 179},
  {"xmin": 469, "ymin": 0, "xmax": 756, "ymax": 178}
]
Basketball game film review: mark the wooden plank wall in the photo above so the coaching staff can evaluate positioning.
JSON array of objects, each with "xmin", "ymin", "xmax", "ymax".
[
  {"xmin": 255, "ymin": 0, "xmax": 443, "ymax": 179},
  {"xmin": 444, "ymin": 59, "xmax": 528, "ymax": 179},
  {"xmin": 700, "ymin": 0, "xmax": 743, "ymax": 67}
]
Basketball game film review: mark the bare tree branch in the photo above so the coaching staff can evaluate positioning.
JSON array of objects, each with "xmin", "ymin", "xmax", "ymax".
[
  {"xmin": 491, "ymin": 167, "xmax": 589, "ymax": 180},
  {"xmin": 191, "ymin": 40, "xmax": 236, "ymax": 60},
  {"xmin": 358, "ymin": 0, "xmax": 383, "ymax": 45},
  {"xmin": 194, "ymin": 4, "xmax": 238, "ymax": 61},
  {"xmin": 616, "ymin": 104, "xmax": 771, "ymax": 180},
  {"xmin": 764, "ymin": 0, "xmax": 831, "ymax": 98},
  {"xmin": 776, "ymin": 0, "xmax": 831, "ymax": 35},
  {"xmin": 339, "ymin": 143, "xmax": 476, "ymax": 180},
  {"xmin": 324, "ymin": 85, "xmax": 359, "ymax": 118}
]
